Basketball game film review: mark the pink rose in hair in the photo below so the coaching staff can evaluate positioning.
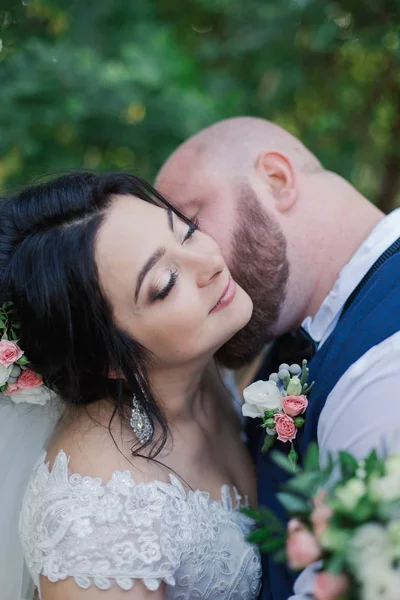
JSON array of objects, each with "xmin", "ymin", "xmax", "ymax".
[
  {"xmin": 286, "ymin": 519, "xmax": 322, "ymax": 570},
  {"xmin": 5, "ymin": 382, "xmax": 20, "ymax": 395},
  {"xmin": 282, "ymin": 395, "xmax": 308, "ymax": 417},
  {"xmin": 314, "ymin": 572, "xmax": 349, "ymax": 600},
  {"xmin": 274, "ymin": 413, "xmax": 297, "ymax": 443},
  {"xmin": 0, "ymin": 340, "xmax": 23, "ymax": 367},
  {"xmin": 17, "ymin": 369, "xmax": 43, "ymax": 389}
]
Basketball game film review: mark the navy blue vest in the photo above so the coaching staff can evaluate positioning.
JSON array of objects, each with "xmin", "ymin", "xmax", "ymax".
[{"xmin": 256, "ymin": 251, "xmax": 400, "ymax": 600}]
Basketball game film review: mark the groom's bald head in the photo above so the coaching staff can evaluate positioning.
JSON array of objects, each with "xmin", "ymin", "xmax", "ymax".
[{"xmin": 156, "ymin": 117, "xmax": 323, "ymax": 366}]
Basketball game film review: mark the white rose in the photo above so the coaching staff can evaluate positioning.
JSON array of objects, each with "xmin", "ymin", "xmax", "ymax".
[
  {"xmin": 242, "ymin": 380, "xmax": 282, "ymax": 419},
  {"xmin": 349, "ymin": 524, "xmax": 392, "ymax": 579},
  {"xmin": 9, "ymin": 385, "xmax": 55, "ymax": 406},
  {"xmin": 386, "ymin": 455, "xmax": 400, "ymax": 478},
  {"xmin": 0, "ymin": 363, "xmax": 12, "ymax": 386},
  {"xmin": 370, "ymin": 474, "xmax": 400, "ymax": 503},
  {"xmin": 335, "ymin": 479, "xmax": 366, "ymax": 512}
]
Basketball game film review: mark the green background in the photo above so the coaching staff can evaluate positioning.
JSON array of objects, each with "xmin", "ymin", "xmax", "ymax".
[{"xmin": 1, "ymin": 0, "xmax": 400, "ymax": 211}]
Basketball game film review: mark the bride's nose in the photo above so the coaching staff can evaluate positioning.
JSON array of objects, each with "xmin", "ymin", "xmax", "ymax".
[{"xmin": 191, "ymin": 251, "xmax": 225, "ymax": 288}]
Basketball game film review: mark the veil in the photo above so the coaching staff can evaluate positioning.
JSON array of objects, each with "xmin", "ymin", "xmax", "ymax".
[{"xmin": 0, "ymin": 396, "xmax": 61, "ymax": 600}]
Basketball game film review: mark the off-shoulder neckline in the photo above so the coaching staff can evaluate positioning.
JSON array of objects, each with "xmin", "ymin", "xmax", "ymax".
[{"xmin": 39, "ymin": 449, "xmax": 249, "ymax": 512}]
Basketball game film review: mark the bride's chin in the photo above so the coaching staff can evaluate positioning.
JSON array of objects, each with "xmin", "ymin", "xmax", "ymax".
[{"xmin": 217, "ymin": 292, "xmax": 254, "ymax": 346}]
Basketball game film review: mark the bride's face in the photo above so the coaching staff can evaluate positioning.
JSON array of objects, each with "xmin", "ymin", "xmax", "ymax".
[{"xmin": 95, "ymin": 195, "xmax": 253, "ymax": 366}]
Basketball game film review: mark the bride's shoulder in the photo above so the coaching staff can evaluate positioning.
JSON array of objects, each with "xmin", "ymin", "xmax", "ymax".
[
  {"xmin": 44, "ymin": 412, "xmax": 170, "ymax": 486},
  {"xmin": 21, "ymin": 429, "xmax": 186, "ymax": 595}
]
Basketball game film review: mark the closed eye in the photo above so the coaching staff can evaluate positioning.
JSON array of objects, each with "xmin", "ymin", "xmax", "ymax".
[{"xmin": 151, "ymin": 270, "xmax": 178, "ymax": 302}]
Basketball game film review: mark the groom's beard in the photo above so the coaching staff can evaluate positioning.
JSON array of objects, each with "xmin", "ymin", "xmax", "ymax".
[{"xmin": 215, "ymin": 184, "xmax": 289, "ymax": 369}]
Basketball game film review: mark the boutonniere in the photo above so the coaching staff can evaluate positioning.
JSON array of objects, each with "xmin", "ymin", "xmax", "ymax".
[{"xmin": 242, "ymin": 360, "xmax": 314, "ymax": 469}]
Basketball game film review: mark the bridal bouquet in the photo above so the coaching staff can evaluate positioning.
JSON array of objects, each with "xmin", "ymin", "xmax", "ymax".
[{"xmin": 244, "ymin": 445, "xmax": 400, "ymax": 600}]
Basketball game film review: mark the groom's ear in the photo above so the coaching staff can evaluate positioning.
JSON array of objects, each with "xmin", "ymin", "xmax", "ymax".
[{"xmin": 256, "ymin": 152, "xmax": 297, "ymax": 213}]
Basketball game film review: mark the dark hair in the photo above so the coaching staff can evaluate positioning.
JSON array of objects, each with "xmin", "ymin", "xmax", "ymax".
[{"xmin": 0, "ymin": 172, "xmax": 192, "ymax": 456}]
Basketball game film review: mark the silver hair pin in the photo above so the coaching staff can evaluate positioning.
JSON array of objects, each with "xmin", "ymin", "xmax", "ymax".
[{"xmin": 130, "ymin": 392, "xmax": 153, "ymax": 445}]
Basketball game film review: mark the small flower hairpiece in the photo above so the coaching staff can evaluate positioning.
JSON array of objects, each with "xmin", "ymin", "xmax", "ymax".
[{"xmin": 0, "ymin": 302, "xmax": 54, "ymax": 405}]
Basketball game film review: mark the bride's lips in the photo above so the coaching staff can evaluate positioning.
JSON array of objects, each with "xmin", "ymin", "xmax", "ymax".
[{"xmin": 210, "ymin": 277, "xmax": 237, "ymax": 314}]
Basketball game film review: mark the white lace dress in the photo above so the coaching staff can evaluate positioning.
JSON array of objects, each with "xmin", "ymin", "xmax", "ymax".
[{"xmin": 19, "ymin": 450, "xmax": 262, "ymax": 599}]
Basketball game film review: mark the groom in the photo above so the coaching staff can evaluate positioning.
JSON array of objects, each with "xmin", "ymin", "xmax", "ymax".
[{"xmin": 156, "ymin": 117, "xmax": 400, "ymax": 599}]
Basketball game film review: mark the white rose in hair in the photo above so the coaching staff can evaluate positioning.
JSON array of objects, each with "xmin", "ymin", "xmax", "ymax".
[
  {"xmin": 242, "ymin": 380, "xmax": 282, "ymax": 418},
  {"xmin": 0, "ymin": 363, "xmax": 12, "ymax": 386},
  {"xmin": 8, "ymin": 384, "xmax": 55, "ymax": 406}
]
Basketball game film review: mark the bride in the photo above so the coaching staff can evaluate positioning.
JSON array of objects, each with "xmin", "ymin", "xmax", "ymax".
[{"xmin": 0, "ymin": 172, "xmax": 262, "ymax": 600}]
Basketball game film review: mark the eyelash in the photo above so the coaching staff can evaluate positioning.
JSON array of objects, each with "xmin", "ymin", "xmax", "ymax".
[{"xmin": 153, "ymin": 220, "xmax": 199, "ymax": 302}]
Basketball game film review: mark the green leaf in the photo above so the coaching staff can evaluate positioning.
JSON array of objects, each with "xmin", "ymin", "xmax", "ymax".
[
  {"xmin": 241, "ymin": 507, "xmax": 262, "ymax": 521},
  {"xmin": 277, "ymin": 492, "xmax": 309, "ymax": 514},
  {"xmin": 283, "ymin": 472, "xmax": 320, "ymax": 497},
  {"xmin": 17, "ymin": 355, "xmax": 29, "ymax": 365},
  {"xmin": 260, "ymin": 536, "xmax": 285, "ymax": 554},
  {"xmin": 258, "ymin": 506, "xmax": 287, "ymax": 533},
  {"xmin": 339, "ymin": 451, "xmax": 359, "ymax": 479},
  {"xmin": 271, "ymin": 450, "xmax": 299, "ymax": 474},
  {"xmin": 262, "ymin": 434, "xmax": 276, "ymax": 454},
  {"xmin": 248, "ymin": 528, "xmax": 273, "ymax": 544},
  {"xmin": 0, "ymin": 319, "xmax": 6, "ymax": 329},
  {"xmin": 304, "ymin": 442, "xmax": 320, "ymax": 472},
  {"xmin": 325, "ymin": 552, "xmax": 346, "ymax": 575},
  {"xmin": 273, "ymin": 548, "xmax": 287, "ymax": 563}
]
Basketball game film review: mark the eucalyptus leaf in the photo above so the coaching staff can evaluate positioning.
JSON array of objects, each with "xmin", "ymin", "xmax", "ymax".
[{"xmin": 277, "ymin": 492, "xmax": 309, "ymax": 514}]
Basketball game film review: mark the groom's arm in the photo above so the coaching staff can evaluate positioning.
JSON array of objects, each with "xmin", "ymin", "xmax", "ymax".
[
  {"xmin": 288, "ymin": 330, "xmax": 400, "ymax": 599},
  {"xmin": 317, "ymin": 329, "xmax": 400, "ymax": 464}
]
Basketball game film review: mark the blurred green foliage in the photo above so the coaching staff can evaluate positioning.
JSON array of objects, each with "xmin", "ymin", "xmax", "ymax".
[{"xmin": 0, "ymin": 0, "xmax": 400, "ymax": 210}]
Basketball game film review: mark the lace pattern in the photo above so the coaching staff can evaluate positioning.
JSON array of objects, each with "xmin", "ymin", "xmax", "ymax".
[{"xmin": 19, "ymin": 451, "xmax": 262, "ymax": 599}]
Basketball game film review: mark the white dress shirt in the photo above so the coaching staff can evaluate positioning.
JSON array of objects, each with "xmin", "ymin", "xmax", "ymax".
[{"xmin": 291, "ymin": 208, "xmax": 400, "ymax": 598}]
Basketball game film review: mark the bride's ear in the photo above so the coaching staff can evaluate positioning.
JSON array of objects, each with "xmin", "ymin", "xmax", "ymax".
[{"xmin": 256, "ymin": 152, "xmax": 297, "ymax": 213}]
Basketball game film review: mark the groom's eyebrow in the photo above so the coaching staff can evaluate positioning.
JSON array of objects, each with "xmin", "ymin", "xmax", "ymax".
[{"xmin": 135, "ymin": 210, "xmax": 171, "ymax": 302}]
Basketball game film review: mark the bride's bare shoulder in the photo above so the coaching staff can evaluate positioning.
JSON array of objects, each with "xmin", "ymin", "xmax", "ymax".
[{"xmin": 44, "ymin": 404, "xmax": 168, "ymax": 485}]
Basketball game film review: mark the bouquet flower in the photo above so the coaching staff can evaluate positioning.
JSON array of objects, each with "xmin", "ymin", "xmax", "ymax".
[{"xmin": 244, "ymin": 445, "xmax": 400, "ymax": 600}]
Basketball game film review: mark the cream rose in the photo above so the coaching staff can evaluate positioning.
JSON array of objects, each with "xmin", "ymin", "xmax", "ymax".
[
  {"xmin": 242, "ymin": 380, "xmax": 282, "ymax": 418},
  {"xmin": 0, "ymin": 363, "xmax": 12, "ymax": 386},
  {"xmin": 6, "ymin": 384, "xmax": 54, "ymax": 406}
]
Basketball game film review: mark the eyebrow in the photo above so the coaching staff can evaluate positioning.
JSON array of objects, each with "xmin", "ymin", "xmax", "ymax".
[{"xmin": 134, "ymin": 210, "xmax": 172, "ymax": 303}]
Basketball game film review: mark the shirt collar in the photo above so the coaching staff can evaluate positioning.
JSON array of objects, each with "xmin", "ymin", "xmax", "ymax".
[{"xmin": 302, "ymin": 209, "xmax": 400, "ymax": 344}]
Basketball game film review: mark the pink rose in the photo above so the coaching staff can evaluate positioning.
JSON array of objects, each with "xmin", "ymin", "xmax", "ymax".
[
  {"xmin": 314, "ymin": 572, "xmax": 349, "ymax": 600},
  {"xmin": 274, "ymin": 413, "xmax": 297, "ymax": 443},
  {"xmin": 5, "ymin": 381, "xmax": 20, "ymax": 395},
  {"xmin": 311, "ymin": 492, "xmax": 333, "ymax": 538},
  {"xmin": 17, "ymin": 369, "xmax": 43, "ymax": 389},
  {"xmin": 0, "ymin": 340, "xmax": 23, "ymax": 367},
  {"xmin": 282, "ymin": 394, "xmax": 308, "ymax": 417},
  {"xmin": 286, "ymin": 520, "xmax": 322, "ymax": 570}
]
